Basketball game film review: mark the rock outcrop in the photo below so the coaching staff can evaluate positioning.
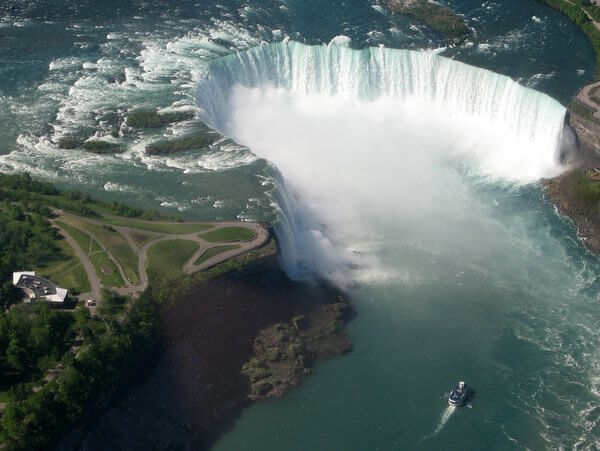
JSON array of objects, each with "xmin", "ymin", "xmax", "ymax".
[{"xmin": 242, "ymin": 300, "xmax": 352, "ymax": 400}]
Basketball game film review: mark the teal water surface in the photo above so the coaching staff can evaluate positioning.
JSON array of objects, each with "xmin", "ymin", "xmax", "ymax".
[{"xmin": 0, "ymin": 0, "xmax": 599, "ymax": 449}]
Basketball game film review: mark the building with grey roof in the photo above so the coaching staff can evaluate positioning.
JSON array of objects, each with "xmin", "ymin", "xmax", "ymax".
[{"xmin": 12, "ymin": 271, "xmax": 68, "ymax": 304}]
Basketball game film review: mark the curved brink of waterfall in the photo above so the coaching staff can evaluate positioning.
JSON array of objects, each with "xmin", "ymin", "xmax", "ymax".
[{"xmin": 193, "ymin": 40, "xmax": 569, "ymax": 283}]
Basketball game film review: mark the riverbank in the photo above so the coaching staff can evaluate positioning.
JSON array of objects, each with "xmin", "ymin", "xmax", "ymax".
[
  {"xmin": 535, "ymin": 0, "xmax": 600, "ymax": 78},
  {"xmin": 69, "ymin": 243, "xmax": 353, "ymax": 450},
  {"xmin": 536, "ymin": 0, "xmax": 600, "ymax": 254}
]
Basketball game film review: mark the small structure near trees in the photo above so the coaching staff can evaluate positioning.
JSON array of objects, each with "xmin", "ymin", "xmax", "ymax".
[{"xmin": 12, "ymin": 271, "xmax": 67, "ymax": 304}]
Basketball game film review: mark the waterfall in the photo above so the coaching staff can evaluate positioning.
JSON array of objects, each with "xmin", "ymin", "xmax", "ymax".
[
  {"xmin": 194, "ymin": 40, "xmax": 568, "ymax": 283},
  {"xmin": 196, "ymin": 40, "xmax": 566, "ymax": 151}
]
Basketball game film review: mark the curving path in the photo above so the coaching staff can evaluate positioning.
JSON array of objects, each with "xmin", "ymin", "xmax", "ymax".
[
  {"xmin": 50, "ymin": 219, "xmax": 102, "ymax": 313},
  {"xmin": 114, "ymin": 222, "xmax": 269, "ymax": 296},
  {"xmin": 53, "ymin": 210, "xmax": 269, "ymax": 299}
]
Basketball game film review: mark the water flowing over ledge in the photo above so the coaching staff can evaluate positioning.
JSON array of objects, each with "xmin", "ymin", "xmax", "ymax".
[
  {"xmin": 193, "ymin": 41, "xmax": 569, "ymax": 283},
  {"xmin": 195, "ymin": 40, "xmax": 566, "ymax": 156}
]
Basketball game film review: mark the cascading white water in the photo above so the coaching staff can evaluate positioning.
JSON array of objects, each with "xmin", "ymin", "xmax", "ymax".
[{"xmin": 194, "ymin": 40, "xmax": 568, "ymax": 284}]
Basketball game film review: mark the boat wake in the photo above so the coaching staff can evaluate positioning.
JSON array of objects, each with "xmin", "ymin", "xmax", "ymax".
[{"xmin": 420, "ymin": 405, "xmax": 457, "ymax": 442}]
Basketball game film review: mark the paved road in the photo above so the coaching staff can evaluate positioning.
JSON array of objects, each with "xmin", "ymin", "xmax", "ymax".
[
  {"xmin": 578, "ymin": 80, "xmax": 600, "ymax": 119},
  {"xmin": 50, "ymin": 220, "xmax": 101, "ymax": 313},
  {"xmin": 54, "ymin": 210, "xmax": 270, "ymax": 298},
  {"xmin": 114, "ymin": 221, "xmax": 269, "ymax": 296}
]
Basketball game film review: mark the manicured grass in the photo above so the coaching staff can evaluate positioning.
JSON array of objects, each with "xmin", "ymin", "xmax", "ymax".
[
  {"xmin": 193, "ymin": 245, "xmax": 240, "ymax": 265},
  {"xmin": 37, "ymin": 239, "xmax": 79, "ymax": 279},
  {"xmin": 52, "ymin": 264, "xmax": 91, "ymax": 294},
  {"xmin": 90, "ymin": 239, "xmax": 102, "ymax": 253},
  {"xmin": 56, "ymin": 221, "xmax": 92, "ymax": 255},
  {"xmin": 199, "ymin": 227, "xmax": 256, "ymax": 243},
  {"xmin": 147, "ymin": 239, "xmax": 199, "ymax": 280},
  {"xmin": 102, "ymin": 216, "xmax": 214, "ymax": 234},
  {"xmin": 130, "ymin": 230, "xmax": 158, "ymax": 247},
  {"xmin": 36, "ymin": 238, "xmax": 91, "ymax": 293},
  {"xmin": 0, "ymin": 390, "xmax": 9, "ymax": 402},
  {"xmin": 67, "ymin": 219, "xmax": 140, "ymax": 285},
  {"xmin": 90, "ymin": 251, "xmax": 125, "ymax": 287}
]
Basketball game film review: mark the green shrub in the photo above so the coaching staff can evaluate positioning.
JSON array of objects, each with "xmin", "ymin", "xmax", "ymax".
[
  {"xmin": 571, "ymin": 171, "xmax": 600, "ymax": 206},
  {"xmin": 126, "ymin": 109, "xmax": 194, "ymax": 128},
  {"xmin": 145, "ymin": 132, "xmax": 215, "ymax": 155},
  {"xmin": 82, "ymin": 140, "xmax": 122, "ymax": 154}
]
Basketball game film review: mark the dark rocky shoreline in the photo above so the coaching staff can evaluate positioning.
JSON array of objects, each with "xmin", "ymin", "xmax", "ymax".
[
  {"xmin": 72, "ymin": 247, "xmax": 353, "ymax": 450},
  {"xmin": 543, "ymin": 109, "xmax": 600, "ymax": 254}
]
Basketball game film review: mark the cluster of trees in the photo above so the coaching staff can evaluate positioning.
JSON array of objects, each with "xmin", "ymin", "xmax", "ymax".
[
  {"xmin": 0, "ymin": 172, "xmax": 267, "ymax": 448},
  {"xmin": 0, "ymin": 283, "xmax": 165, "ymax": 449},
  {"xmin": 0, "ymin": 304, "xmax": 75, "ymax": 381},
  {"xmin": 0, "ymin": 241, "xmax": 274, "ymax": 449},
  {"xmin": 0, "ymin": 172, "xmax": 164, "ymax": 221},
  {"xmin": 390, "ymin": 0, "xmax": 469, "ymax": 43},
  {"xmin": 145, "ymin": 131, "xmax": 215, "ymax": 156},
  {"xmin": 0, "ymin": 203, "xmax": 59, "ymax": 310}
]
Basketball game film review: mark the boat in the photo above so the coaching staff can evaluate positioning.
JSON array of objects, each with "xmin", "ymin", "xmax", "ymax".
[{"xmin": 448, "ymin": 381, "xmax": 470, "ymax": 406}]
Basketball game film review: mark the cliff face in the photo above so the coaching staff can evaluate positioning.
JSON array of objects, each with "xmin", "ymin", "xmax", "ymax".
[{"xmin": 542, "ymin": 88, "xmax": 600, "ymax": 254}]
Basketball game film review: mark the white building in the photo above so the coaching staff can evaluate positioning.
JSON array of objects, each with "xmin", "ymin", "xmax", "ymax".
[{"xmin": 12, "ymin": 271, "xmax": 68, "ymax": 304}]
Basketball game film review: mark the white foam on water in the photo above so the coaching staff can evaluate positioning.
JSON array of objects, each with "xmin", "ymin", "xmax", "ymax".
[
  {"xmin": 419, "ymin": 405, "xmax": 457, "ymax": 443},
  {"xmin": 194, "ymin": 41, "xmax": 567, "ymax": 285}
]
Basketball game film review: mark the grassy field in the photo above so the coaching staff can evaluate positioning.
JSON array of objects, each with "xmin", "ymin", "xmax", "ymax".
[
  {"xmin": 37, "ymin": 239, "xmax": 79, "ymax": 277},
  {"xmin": 64, "ymin": 218, "xmax": 140, "ymax": 284},
  {"xmin": 199, "ymin": 227, "xmax": 256, "ymax": 243},
  {"xmin": 56, "ymin": 221, "xmax": 92, "ymax": 254},
  {"xmin": 52, "ymin": 264, "xmax": 91, "ymax": 294},
  {"xmin": 102, "ymin": 216, "xmax": 214, "ymax": 234},
  {"xmin": 130, "ymin": 230, "xmax": 158, "ymax": 248},
  {"xmin": 36, "ymin": 239, "xmax": 90, "ymax": 293},
  {"xmin": 147, "ymin": 239, "xmax": 199, "ymax": 279},
  {"xmin": 193, "ymin": 245, "xmax": 240, "ymax": 265},
  {"xmin": 90, "ymin": 251, "xmax": 125, "ymax": 287},
  {"xmin": 90, "ymin": 239, "xmax": 102, "ymax": 253}
]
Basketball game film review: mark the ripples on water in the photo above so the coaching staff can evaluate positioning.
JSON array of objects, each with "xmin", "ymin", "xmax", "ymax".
[{"xmin": 0, "ymin": 0, "xmax": 598, "ymax": 448}]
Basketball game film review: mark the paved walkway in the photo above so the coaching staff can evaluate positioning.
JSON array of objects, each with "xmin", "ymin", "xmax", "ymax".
[
  {"xmin": 53, "ymin": 211, "xmax": 269, "ymax": 300},
  {"xmin": 50, "ymin": 219, "xmax": 101, "ymax": 314},
  {"xmin": 577, "ymin": 80, "xmax": 600, "ymax": 120}
]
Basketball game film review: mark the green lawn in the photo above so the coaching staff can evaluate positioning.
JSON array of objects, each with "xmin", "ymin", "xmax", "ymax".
[
  {"xmin": 130, "ymin": 230, "xmax": 158, "ymax": 248},
  {"xmin": 36, "ymin": 239, "xmax": 79, "ymax": 278},
  {"xmin": 56, "ymin": 221, "xmax": 92, "ymax": 255},
  {"xmin": 52, "ymin": 264, "xmax": 90, "ymax": 294},
  {"xmin": 147, "ymin": 239, "xmax": 199, "ymax": 280},
  {"xmin": 193, "ymin": 245, "xmax": 240, "ymax": 265},
  {"xmin": 35, "ymin": 238, "xmax": 91, "ymax": 293},
  {"xmin": 199, "ymin": 227, "xmax": 257, "ymax": 243},
  {"xmin": 64, "ymin": 218, "xmax": 140, "ymax": 284},
  {"xmin": 102, "ymin": 216, "xmax": 214, "ymax": 234},
  {"xmin": 0, "ymin": 390, "xmax": 9, "ymax": 402},
  {"xmin": 90, "ymin": 239, "xmax": 102, "ymax": 253},
  {"xmin": 90, "ymin": 252, "xmax": 125, "ymax": 287}
]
